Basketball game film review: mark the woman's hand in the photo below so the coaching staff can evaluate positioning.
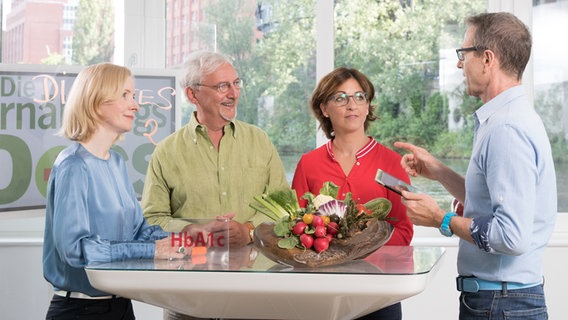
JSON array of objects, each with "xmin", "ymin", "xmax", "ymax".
[{"xmin": 154, "ymin": 236, "xmax": 187, "ymax": 260}]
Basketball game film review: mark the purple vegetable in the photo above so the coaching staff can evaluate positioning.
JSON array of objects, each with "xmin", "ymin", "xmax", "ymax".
[{"xmin": 318, "ymin": 199, "xmax": 346, "ymax": 218}]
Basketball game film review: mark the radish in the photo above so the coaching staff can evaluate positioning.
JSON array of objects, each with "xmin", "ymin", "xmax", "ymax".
[
  {"xmin": 314, "ymin": 225, "xmax": 327, "ymax": 238},
  {"xmin": 313, "ymin": 237, "xmax": 330, "ymax": 253},
  {"xmin": 311, "ymin": 215, "xmax": 325, "ymax": 227},
  {"xmin": 292, "ymin": 221, "xmax": 307, "ymax": 235},
  {"xmin": 299, "ymin": 234, "xmax": 314, "ymax": 249},
  {"xmin": 327, "ymin": 222, "xmax": 339, "ymax": 235}
]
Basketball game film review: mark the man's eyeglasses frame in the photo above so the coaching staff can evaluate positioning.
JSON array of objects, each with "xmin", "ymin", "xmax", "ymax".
[
  {"xmin": 455, "ymin": 46, "xmax": 486, "ymax": 61},
  {"xmin": 194, "ymin": 79, "xmax": 243, "ymax": 93}
]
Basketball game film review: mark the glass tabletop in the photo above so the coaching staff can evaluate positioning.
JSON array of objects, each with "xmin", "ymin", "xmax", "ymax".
[
  {"xmin": 85, "ymin": 245, "xmax": 445, "ymax": 320},
  {"xmin": 86, "ymin": 245, "xmax": 444, "ymax": 275}
]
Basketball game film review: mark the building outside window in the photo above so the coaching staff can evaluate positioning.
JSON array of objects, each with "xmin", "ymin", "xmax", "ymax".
[{"xmin": 1, "ymin": 0, "xmax": 567, "ymax": 213}]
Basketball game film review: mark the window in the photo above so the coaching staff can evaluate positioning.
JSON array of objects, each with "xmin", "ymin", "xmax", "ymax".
[
  {"xmin": 533, "ymin": 0, "xmax": 568, "ymax": 212},
  {"xmin": 1, "ymin": 0, "xmax": 566, "ymax": 213},
  {"xmin": 331, "ymin": 0, "xmax": 487, "ymax": 210}
]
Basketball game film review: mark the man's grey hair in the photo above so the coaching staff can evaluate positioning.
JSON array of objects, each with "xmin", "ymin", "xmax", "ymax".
[{"xmin": 180, "ymin": 51, "xmax": 234, "ymax": 88}]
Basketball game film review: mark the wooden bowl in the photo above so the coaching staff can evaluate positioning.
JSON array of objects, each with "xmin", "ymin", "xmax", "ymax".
[{"xmin": 253, "ymin": 219, "xmax": 394, "ymax": 268}]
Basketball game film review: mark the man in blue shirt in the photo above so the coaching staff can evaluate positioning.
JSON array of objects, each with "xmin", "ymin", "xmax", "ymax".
[{"xmin": 395, "ymin": 12, "xmax": 557, "ymax": 320}]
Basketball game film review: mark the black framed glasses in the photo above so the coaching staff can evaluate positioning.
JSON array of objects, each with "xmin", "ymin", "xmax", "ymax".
[
  {"xmin": 195, "ymin": 79, "xmax": 243, "ymax": 93},
  {"xmin": 455, "ymin": 46, "xmax": 485, "ymax": 61},
  {"xmin": 328, "ymin": 91, "xmax": 368, "ymax": 107}
]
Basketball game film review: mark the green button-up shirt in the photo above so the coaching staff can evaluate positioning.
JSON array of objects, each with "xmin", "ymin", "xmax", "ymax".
[{"xmin": 142, "ymin": 113, "xmax": 289, "ymax": 232}]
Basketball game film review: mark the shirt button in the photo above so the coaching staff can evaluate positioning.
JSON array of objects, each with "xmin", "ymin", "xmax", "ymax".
[{"xmin": 222, "ymin": 191, "xmax": 227, "ymax": 196}]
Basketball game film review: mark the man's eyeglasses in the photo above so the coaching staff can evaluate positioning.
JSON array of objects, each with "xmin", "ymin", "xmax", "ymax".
[
  {"xmin": 328, "ymin": 91, "xmax": 368, "ymax": 107},
  {"xmin": 195, "ymin": 79, "xmax": 243, "ymax": 93},
  {"xmin": 455, "ymin": 46, "xmax": 485, "ymax": 61}
]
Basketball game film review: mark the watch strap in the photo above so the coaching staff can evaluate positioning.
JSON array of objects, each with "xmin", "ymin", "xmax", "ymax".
[
  {"xmin": 245, "ymin": 222, "xmax": 255, "ymax": 243},
  {"xmin": 439, "ymin": 212, "xmax": 458, "ymax": 237}
]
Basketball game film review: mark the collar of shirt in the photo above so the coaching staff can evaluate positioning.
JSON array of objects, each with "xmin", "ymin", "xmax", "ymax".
[
  {"xmin": 474, "ymin": 85, "xmax": 526, "ymax": 128},
  {"xmin": 325, "ymin": 137, "xmax": 378, "ymax": 161},
  {"xmin": 187, "ymin": 111, "xmax": 237, "ymax": 144}
]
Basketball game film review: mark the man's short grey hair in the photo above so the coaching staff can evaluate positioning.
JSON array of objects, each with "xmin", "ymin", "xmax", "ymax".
[{"xmin": 180, "ymin": 51, "xmax": 234, "ymax": 88}]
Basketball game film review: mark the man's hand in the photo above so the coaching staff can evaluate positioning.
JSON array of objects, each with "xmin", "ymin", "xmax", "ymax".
[
  {"xmin": 212, "ymin": 213, "xmax": 252, "ymax": 248},
  {"xmin": 223, "ymin": 217, "xmax": 254, "ymax": 248},
  {"xmin": 394, "ymin": 141, "xmax": 442, "ymax": 180},
  {"xmin": 400, "ymin": 190, "xmax": 445, "ymax": 228},
  {"xmin": 176, "ymin": 213, "xmax": 252, "ymax": 248}
]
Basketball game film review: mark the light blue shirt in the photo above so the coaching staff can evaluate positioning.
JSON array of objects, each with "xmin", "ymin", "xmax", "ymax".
[
  {"xmin": 460, "ymin": 86, "xmax": 557, "ymax": 284},
  {"xmin": 43, "ymin": 143, "xmax": 168, "ymax": 296}
]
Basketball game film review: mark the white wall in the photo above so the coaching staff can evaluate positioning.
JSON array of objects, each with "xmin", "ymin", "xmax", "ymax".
[{"xmin": 1, "ymin": 213, "xmax": 566, "ymax": 320}]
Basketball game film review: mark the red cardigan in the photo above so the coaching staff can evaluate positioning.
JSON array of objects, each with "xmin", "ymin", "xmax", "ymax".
[{"xmin": 291, "ymin": 138, "xmax": 414, "ymax": 246}]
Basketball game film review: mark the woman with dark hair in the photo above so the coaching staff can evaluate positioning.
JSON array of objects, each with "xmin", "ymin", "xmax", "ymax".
[{"xmin": 292, "ymin": 67, "xmax": 414, "ymax": 319}]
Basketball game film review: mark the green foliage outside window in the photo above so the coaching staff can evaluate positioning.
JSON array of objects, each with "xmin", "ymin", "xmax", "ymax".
[
  {"xmin": 199, "ymin": 0, "xmax": 486, "ymax": 158},
  {"xmin": 72, "ymin": 0, "xmax": 114, "ymax": 65}
]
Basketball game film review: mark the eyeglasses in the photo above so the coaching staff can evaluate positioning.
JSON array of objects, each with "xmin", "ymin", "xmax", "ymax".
[
  {"xmin": 328, "ymin": 91, "xmax": 368, "ymax": 107},
  {"xmin": 195, "ymin": 79, "xmax": 243, "ymax": 93},
  {"xmin": 455, "ymin": 46, "xmax": 485, "ymax": 61}
]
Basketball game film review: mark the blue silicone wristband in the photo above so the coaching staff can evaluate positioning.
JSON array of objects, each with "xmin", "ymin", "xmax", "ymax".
[{"xmin": 439, "ymin": 212, "xmax": 458, "ymax": 237}]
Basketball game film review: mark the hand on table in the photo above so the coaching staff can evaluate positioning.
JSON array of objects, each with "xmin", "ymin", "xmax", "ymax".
[{"xmin": 154, "ymin": 236, "xmax": 188, "ymax": 260}]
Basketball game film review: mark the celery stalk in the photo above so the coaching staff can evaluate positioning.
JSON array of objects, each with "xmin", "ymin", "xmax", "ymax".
[{"xmin": 249, "ymin": 194, "xmax": 290, "ymax": 221}]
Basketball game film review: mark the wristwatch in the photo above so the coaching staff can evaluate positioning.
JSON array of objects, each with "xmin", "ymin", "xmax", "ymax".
[
  {"xmin": 439, "ymin": 212, "xmax": 458, "ymax": 237},
  {"xmin": 245, "ymin": 222, "xmax": 255, "ymax": 243}
]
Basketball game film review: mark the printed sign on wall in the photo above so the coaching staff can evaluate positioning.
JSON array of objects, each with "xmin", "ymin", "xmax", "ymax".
[{"xmin": 0, "ymin": 66, "xmax": 177, "ymax": 212}]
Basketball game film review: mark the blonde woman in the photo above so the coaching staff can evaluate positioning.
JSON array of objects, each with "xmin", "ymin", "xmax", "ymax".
[{"xmin": 43, "ymin": 63, "xmax": 184, "ymax": 319}]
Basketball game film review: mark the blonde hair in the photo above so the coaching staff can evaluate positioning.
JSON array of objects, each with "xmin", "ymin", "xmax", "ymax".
[{"xmin": 59, "ymin": 63, "xmax": 132, "ymax": 142}]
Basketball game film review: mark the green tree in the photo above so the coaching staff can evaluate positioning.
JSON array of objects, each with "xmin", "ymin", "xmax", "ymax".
[
  {"xmin": 201, "ymin": 0, "xmax": 485, "ymax": 156},
  {"xmin": 249, "ymin": 0, "xmax": 317, "ymax": 153},
  {"xmin": 72, "ymin": 0, "xmax": 114, "ymax": 65},
  {"xmin": 203, "ymin": 0, "xmax": 258, "ymax": 124},
  {"xmin": 535, "ymin": 83, "xmax": 568, "ymax": 162},
  {"xmin": 333, "ymin": 0, "xmax": 484, "ymax": 154},
  {"xmin": 204, "ymin": 0, "xmax": 317, "ymax": 153},
  {"xmin": 41, "ymin": 52, "xmax": 66, "ymax": 65}
]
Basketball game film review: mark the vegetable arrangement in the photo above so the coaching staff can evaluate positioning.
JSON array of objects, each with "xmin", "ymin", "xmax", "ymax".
[{"xmin": 249, "ymin": 182, "xmax": 392, "ymax": 254}]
